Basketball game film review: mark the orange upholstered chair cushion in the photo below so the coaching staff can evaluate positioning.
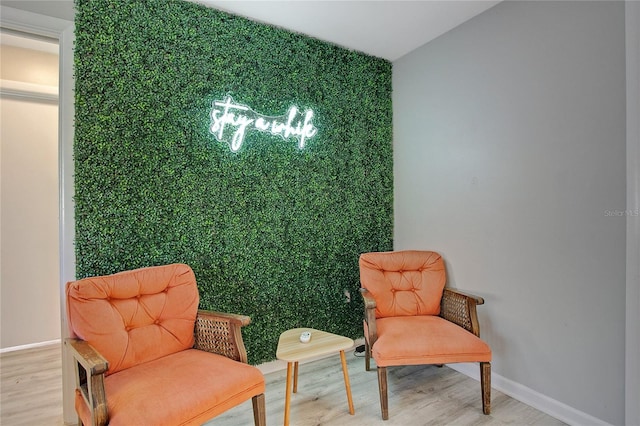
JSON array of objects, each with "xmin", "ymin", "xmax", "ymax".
[
  {"xmin": 370, "ymin": 316, "xmax": 492, "ymax": 367},
  {"xmin": 66, "ymin": 263, "xmax": 199, "ymax": 375},
  {"xmin": 74, "ymin": 349, "xmax": 266, "ymax": 426},
  {"xmin": 359, "ymin": 250, "xmax": 446, "ymax": 318}
]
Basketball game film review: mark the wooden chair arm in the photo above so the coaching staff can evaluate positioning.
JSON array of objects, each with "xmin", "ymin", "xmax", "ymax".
[
  {"xmin": 194, "ymin": 309, "xmax": 251, "ymax": 363},
  {"xmin": 360, "ymin": 288, "xmax": 378, "ymax": 346},
  {"xmin": 444, "ymin": 288, "xmax": 484, "ymax": 305},
  {"xmin": 64, "ymin": 338, "xmax": 109, "ymax": 426},
  {"xmin": 440, "ymin": 288, "xmax": 484, "ymax": 337}
]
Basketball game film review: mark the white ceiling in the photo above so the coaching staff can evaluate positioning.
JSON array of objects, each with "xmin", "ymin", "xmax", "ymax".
[
  {"xmin": 195, "ymin": 1, "xmax": 500, "ymax": 61},
  {"xmin": 2, "ymin": 0, "xmax": 500, "ymax": 61}
]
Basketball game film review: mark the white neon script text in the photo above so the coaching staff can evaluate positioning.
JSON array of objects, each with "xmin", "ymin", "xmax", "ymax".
[{"xmin": 210, "ymin": 96, "xmax": 317, "ymax": 152}]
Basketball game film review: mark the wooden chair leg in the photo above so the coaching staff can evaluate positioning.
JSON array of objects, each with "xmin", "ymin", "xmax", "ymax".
[
  {"xmin": 377, "ymin": 366, "xmax": 389, "ymax": 420},
  {"xmin": 480, "ymin": 362, "xmax": 491, "ymax": 415},
  {"xmin": 365, "ymin": 340, "xmax": 371, "ymax": 371},
  {"xmin": 252, "ymin": 393, "xmax": 266, "ymax": 426}
]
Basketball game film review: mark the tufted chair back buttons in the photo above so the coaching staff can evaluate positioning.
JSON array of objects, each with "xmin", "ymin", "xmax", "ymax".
[
  {"xmin": 359, "ymin": 250, "xmax": 446, "ymax": 318},
  {"xmin": 67, "ymin": 263, "xmax": 199, "ymax": 375}
]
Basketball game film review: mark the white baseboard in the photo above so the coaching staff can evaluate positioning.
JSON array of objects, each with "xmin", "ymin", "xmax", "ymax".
[
  {"xmin": 448, "ymin": 363, "xmax": 611, "ymax": 426},
  {"xmin": 0, "ymin": 339, "xmax": 60, "ymax": 354}
]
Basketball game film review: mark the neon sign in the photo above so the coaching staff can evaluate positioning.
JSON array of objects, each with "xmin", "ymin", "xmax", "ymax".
[{"xmin": 210, "ymin": 96, "xmax": 318, "ymax": 152}]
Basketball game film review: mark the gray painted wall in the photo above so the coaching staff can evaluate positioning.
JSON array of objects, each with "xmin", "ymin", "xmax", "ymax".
[{"xmin": 393, "ymin": 1, "xmax": 626, "ymax": 424}]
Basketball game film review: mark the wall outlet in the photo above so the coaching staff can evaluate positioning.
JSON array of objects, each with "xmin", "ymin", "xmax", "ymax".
[{"xmin": 343, "ymin": 289, "xmax": 351, "ymax": 303}]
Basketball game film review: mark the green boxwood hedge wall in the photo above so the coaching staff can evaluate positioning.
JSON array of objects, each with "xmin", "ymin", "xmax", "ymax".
[{"xmin": 74, "ymin": 0, "xmax": 393, "ymax": 364}]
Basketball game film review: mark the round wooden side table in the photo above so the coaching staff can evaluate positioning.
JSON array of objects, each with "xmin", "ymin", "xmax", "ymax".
[{"xmin": 276, "ymin": 327, "xmax": 355, "ymax": 425}]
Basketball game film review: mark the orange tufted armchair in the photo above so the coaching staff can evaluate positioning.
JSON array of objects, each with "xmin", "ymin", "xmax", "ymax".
[
  {"xmin": 64, "ymin": 263, "xmax": 266, "ymax": 426},
  {"xmin": 359, "ymin": 250, "xmax": 491, "ymax": 420}
]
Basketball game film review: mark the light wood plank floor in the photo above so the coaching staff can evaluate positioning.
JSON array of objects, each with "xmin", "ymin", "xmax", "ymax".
[
  {"xmin": 1, "ymin": 344, "xmax": 565, "ymax": 425},
  {"xmin": 1, "ymin": 345, "xmax": 64, "ymax": 425}
]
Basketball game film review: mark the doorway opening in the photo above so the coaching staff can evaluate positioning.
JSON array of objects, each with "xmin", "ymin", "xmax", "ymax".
[{"xmin": 0, "ymin": 29, "xmax": 60, "ymax": 350}]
